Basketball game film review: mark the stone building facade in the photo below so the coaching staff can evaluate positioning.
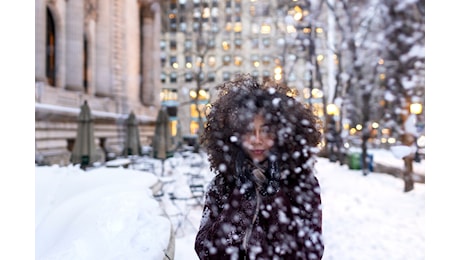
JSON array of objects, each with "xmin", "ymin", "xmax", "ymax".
[
  {"xmin": 35, "ymin": 0, "xmax": 163, "ymax": 165},
  {"xmin": 35, "ymin": 0, "xmax": 336, "ymax": 166}
]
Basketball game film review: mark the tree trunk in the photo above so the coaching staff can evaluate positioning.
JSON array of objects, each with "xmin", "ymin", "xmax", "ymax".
[{"xmin": 401, "ymin": 133, "xmax": 415, "ymax": 192}]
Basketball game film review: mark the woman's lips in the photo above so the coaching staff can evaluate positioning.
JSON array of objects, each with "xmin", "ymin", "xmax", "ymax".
[{"xmin": 251, "ymin": 150, "xmax": 265, "ymax": 155}]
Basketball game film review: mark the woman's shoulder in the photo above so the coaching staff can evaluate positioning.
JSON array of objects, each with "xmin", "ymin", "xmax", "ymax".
[{"xmin": 206, "ymin": 173, "xmax": 233, "ymax": 194}]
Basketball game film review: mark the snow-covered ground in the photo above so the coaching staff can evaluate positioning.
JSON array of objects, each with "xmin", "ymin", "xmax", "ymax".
[{"xmin": 33, "ymin": 149, "xmax": 427, "ymax": 260}]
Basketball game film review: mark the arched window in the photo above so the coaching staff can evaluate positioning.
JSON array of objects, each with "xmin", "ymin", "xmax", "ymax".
[
  {"xmin": 46, "ymin": 8, "xmax": 56, "ymax": 86},
  {"xmin": 83, "ymin": 36, "xmax": 89, "ymax": 93}
]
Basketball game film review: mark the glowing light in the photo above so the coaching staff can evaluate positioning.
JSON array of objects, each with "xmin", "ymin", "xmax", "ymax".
[
  {"xmin": 326, "ymin": 104, "xmax": 339, "ymax": 116},
  {"xmin": 410, "ymin": 103, "xmax": 423, "ymax": 114}
]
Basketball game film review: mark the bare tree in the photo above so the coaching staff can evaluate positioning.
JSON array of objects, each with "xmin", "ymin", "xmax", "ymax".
[
  {"xmin": 325, "ymin": 0, "xmax": 388, "ymax": 175},
  {"xmin": 380, "ymin": 0, "xmax": 425, "ymax": 192}
]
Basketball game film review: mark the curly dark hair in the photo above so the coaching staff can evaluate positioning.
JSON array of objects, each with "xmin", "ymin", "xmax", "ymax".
[{"xmin": 201, "ymin": 74, "xmax": 322, "ymax": 178}]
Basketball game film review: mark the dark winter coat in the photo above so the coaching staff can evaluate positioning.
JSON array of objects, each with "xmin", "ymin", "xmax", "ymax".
[{"xmin": 194, "ymin": 162, "xmax": 324, "ymax": 260}]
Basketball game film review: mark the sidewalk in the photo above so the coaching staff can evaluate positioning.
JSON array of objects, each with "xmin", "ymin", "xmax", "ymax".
[{"xmin": 370, "ymin": 149, "xmax": 425, "ymax": 183}]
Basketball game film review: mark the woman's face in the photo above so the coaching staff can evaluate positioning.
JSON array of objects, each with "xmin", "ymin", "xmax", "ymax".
[{"xmin": 242, "ymin": 114, "xmax": 275, "ymax": 163}]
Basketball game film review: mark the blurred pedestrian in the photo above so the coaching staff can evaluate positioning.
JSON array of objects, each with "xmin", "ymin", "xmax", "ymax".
[{"xmin": 194, "ymin": 74, "xmax": 324, "ymax": 259}]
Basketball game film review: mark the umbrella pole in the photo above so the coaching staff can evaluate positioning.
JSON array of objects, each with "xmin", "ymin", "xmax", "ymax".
[{"xmin": 161, "ymin": 159, "xmax": 165, "ymax": 176}]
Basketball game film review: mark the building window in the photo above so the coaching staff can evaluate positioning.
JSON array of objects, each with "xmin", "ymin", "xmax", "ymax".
[
  {"xmin": 161, "ymin": 88, "xmax": 178, "ymax": 102},
  {"xmin": 223, "ymin": 71, "xmax": 231, "ymax": 81},
  {"xmin": 222, "ymin": 40, "xmax": 230, "ymax": 51},
  {"xmin": 223, "ymin": 55, "xmax": 231, "ymax": 65},
  {"xmin": 208, "ymin": 39, "xmax": 216, "ymax": 49},
  {"xmin": 208, "ymin": 55, "xmax": 216, "ymax": 67},
  {"xmin": 185, "ymin": 56, "xmax": 193, "ymax": 69},
  {"xmin": 198, "ymin": 72, "xmax": 205, "ymax": 82},
  {"xmin": 262, "ymin": 70, "xmax": 271, "ymax": 82},
  {"xmin": 234, "ymin": 55, "xmax": 243, "ymax": 66},
  {"xmin": 161, "ymin": 72, "xmax": 167, "ymax": 83},
  {"xmin": 234, "ymin": 22, "xmax": 242, "ymax": 33},
  {"xmin": 170, "ymin": 72, "xmax": 177, "ymax": 83},
  {"xmin": 46, "ymin": 8, "xmax": 56, "ymax": 86},
  {"xmin": 185, "ymin": 71, "xmax": 193, "ymax": 82},
  {"xmin": 288, "ymin": 72, "xmax": 296, "ymax": 82},
  {"xmin": 185, "ymin": 39, "xmax": 192, "ymax": 52},
  {"xmin": 179, "ymin": 16, "xmax": 187, "ymax": 32},
  {"xmin": 251, "ymin": 38, "xmax": 259, "ymax": 48},
  {"xmin": 251, "ymin": 70, "xmax": 259, "ymax": 81},
  {"xmin": 208, "ymin": 72, "xmax": 216, "ymax": 82},
  {"xmin": 161, "ymin": 53, "xmax": 166, "ymax": 67},
  {"xmin": 262, "ymin": 37, "xmax": 271, "ymax": 47},
  {"xmin": 189, "ymin": 88, "xmax": 210, "ymax": 134},
  {"xmin": 251, "ymin": 54, "xmax": 260, "ymax": 67},
  {"xmin": 234, "ymin": 38, "xmax": 242, "ymax": 49},
  {"xmin": 170, "ymin": 39, "xmax": 177, "ymax": 51},
  {"xmin": 169, "ymin": 14, "xmax": 177, "ymax": 32},
  {"xmin": 170, "ymin": 56, "xmax": 178, "ymax": 68},
  {"xmin": 262, "ymin": 55, "xmax": 271, "ymax": 66}
]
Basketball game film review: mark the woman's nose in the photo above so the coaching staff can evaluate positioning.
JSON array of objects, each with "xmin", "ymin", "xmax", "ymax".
[{"xmin": 251, "ymin": 130, "xmax": 263, "ymax": 144}]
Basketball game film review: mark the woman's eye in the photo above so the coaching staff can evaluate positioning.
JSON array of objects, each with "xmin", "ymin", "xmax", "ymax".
[{"xmin": 261, "ymin": 126, "xmax": 270, "ymax": 134}]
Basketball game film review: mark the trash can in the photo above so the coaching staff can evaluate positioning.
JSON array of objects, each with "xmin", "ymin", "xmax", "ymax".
[
  {"xmin": 347, "ymin": 152, "xmax": 361, "ymax": 170},
  {"xmin": 347, "ymin": 152, "xmax": 374, "ymax": 171}
]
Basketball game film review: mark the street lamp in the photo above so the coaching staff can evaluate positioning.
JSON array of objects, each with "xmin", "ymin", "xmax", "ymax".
[
  {"xmin": 326, "ymin": 103, "xmax": 339, "ymax": 116},
  {"xmin": 410, "ymin": 103, "xmax": 423, "ymax": 115}
]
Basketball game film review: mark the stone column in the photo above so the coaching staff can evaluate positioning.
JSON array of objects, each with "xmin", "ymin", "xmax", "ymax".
[
  {"xmin": 151, "ymin": 1, "xmax": 162, "ymax": 109},
  {"xmin": 140, "ymin": 7, "xmax": 154, "ymax": 106},
  {"xmin": 112, "ymin": 0, "xmax": 128, "ymax": 113},
  {"xmin": 95, "ymin": 0, "xmax": 112, "ymax": 97},
  {"xmin": 65, "ymin": 0, "xmax": 84, "ymax": 91},
  {"xmin": 35, "ymin": 0, "xmax": 47, "ymax": 83}
]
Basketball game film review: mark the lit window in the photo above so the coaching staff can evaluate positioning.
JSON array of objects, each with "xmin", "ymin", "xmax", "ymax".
[
  {"xmin": 251, "ymin": 54, "xmax": 260, "ymax": 67},
  {"xmin": 317, "ymin": 54, "xmax": 324, "ymax": 62},
  {"xmin": 170, "ymin": 56, "xmax": 178, "ymax": 68},
  {"xmin": 234, "ymin": 22, "xmax": 242, "ymax": 32},
  {"xmin": 185, "ymin": 56, "xmax": 193, "ymax": 69},
  {"xmin": 161, "ymin": 88, "xmax": 178, "ymax": 102},
  {"xmin": 208, "ymin": 56, "xmax": 216, "ymax": 67},
  {"xmin": 222, "ymin": 40, "xmax": 230, "ymax": 51},
  {"xmin": 260, "ymin": 23, "xmax": 271, "ymax": 34},
  {"xmin": 225, "ymin": 22, "xmax": 232, "ymax": 32},
  {"xmin": 234, "ymin": 56, "xmax": 243, "ymax": 66}
]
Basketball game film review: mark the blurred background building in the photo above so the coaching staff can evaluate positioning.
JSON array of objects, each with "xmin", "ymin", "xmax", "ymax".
[
  {"xmin": 35, "ymin": 0, "xmax": 424, "ymax": 166},
  {"xmin": 35, "ymin": 0, "xmax": 163, "ymax": 165}
]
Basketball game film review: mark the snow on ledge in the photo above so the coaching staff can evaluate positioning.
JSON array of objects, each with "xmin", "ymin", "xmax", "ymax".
[{"xmin": 35, "ymin": 103, "xmax": 155, "ymax": 122}]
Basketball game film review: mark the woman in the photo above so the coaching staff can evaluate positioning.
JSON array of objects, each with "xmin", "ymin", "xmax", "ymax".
[{"xmin": 195, "ymin": 74, "xmax": 324, "ymax": 259}]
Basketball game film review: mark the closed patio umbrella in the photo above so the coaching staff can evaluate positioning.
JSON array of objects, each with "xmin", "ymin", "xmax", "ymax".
[
  {"xmin": 123, "ymin": 111, "xmax": 141, "ymax": 156},
  {"xmin": 70, "ymin": 100, "xmax": 97, "ymax": 169},
  {"xmin": 152, "ymin": 107, "xmax": 174, "ymax": 175}
]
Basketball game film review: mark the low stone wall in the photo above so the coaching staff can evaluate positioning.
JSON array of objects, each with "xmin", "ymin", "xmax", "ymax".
[{"xmin": 373, "ymin": 162, "xmax": 425, "ymax": 184}]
